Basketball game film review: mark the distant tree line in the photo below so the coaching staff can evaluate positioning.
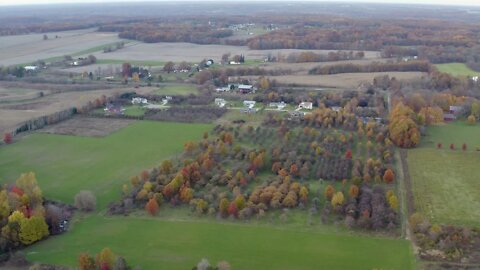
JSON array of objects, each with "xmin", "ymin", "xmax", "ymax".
[{"xmin": 308, "ymin": 61, "xmax": 431, "ymax": 75}]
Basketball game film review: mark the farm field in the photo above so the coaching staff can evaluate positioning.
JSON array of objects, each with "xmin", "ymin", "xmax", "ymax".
[
  {"xmin": 0, "ymin": 28, "xmax": 125, "ymax": 66},
  {"xmin": 91, "ymin": 42, "xmax": 380, "ymax": 63},
  {"xmin": 407, "ymin": 122, "xmax": 480, "ymax": 227},
  {"xmin": 240, "ymin": 72, "xmax": 425, "ymax": 88},
  {"xmin": 435, "ymin": 63, "xmax": 480, "ymax": 77},
  {"xmin": 0, "ymin": 87, "xmax": 49, "ymax": 103},
  {"xmin": 25, "ymin": 215, "xmax": 415, "ymax": 270},
  {"xmin": 154, "ymin": 84, "xmax": 198, "ymax": 95},
  {"xmin": 0, "ymin": 120, "xmax": 212, "ymax": 208},
  {"xmin": 0, "ymin": 86, "xmax": 156, "ymax": 136}
]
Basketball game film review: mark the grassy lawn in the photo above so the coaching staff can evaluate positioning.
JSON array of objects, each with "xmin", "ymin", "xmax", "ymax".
[
  {"xmin": 124, "ymin": 105, "xmax": 146, "ymax": 117},
  {"xmin": 0, "ymin": 121, "xmax": 211, "ymax": 208},
  {"xmin": 435, "ymin": 63, "xmax": 480, "ymax": 77},
  {"xmin": 154, "ymin": 84, "xmax": 198, "ymax": 95},
  {"xmin": 407, "ymin": 121, "xmax": 480, "ymax": 227},
  {"xmin": 25, "ymin": 215, "xmax": 415, "ymax": 270}
]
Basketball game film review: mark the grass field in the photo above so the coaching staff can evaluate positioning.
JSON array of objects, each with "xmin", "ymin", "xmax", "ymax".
[
  {"xmin": 96, "ymin": 59, "xmax": 165, "ymax": 66},
  {"xmin": 408, "ymin": 122, "xmax": 480, "ymax": 227},
  {"xmin": 0, "ymin": 121, "xmax": 211, "ymax": 208},
  {"xmin": 435, "ymin": 63, "xmax": 480, "ymax": 77},
  {"xmin": 25, "ymin": 215, "xmax": 415, "ymax": 270},
  {"xmin": 419, "ymin": 121, "xmax": 480, "ymax": 150},
  {"xmin": 154, "ymin": 84, "xmax": 198, "ymax": 95}
]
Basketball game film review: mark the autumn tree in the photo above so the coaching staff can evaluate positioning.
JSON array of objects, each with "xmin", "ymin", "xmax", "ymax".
[
  {"xmin": 219, "ymin": 198, "xmax": 229, "ymax": 217},
  {"xmin": 96, "ymin": 248, "xmax": 115, "ymax": 270},
  {"xmin": 79, "ymin": 253, "xmax": 96, "ymax": 270},
  {"xmin": 3, "ymin": 133, "xmax": 12, "ymax": 144},
  {"xmin": 388, "ymin": 194, "xmax": 398, "ymax": 210},
  {"xmin": 299, "ymin": 186, "xmax": 308, "ymax": 204},
  {"xmin": 348, "ymin": 185, "xmax": 359, "ymax": 199},
  {"xmin": 331, "ymin": 192, "xmax": 345, "ymax": 207},
  {"xmin": 388, "ymin": 102, "xmax": 420, "ymax": 148},
  {"xmin": 467, "ymin": 115, "xmax": 476, "ymax": 125},
  {"xmin": 145, "ymin": 198, "xmax": 159, "ymax": 216},
  {"xmin": 325, "ymin": 185, "xmax": 335, "ymax": 201},
  {"xmin": 163, "ymin": 61, "xmax": 175, "ymax": 73},
  {"xmin": 228, "ymin": 202, "xmax": 238, "ymax": 217},
  {"xmin": 383, "ymin": 169, "xmax": 395, "ymax": 184},
  {"xmin": 18, "ymin": 215, "xmax": 49, "ymax": 245}
]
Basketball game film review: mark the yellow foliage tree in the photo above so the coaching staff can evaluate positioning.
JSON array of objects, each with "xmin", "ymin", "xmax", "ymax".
[
  {"xmin": 467, "ymin": 114, "xmax": 476, "ymax": 125},
  {"xmin": 19, "ymin": 216, "xmax": 49, "ymax": 245},
  {"xmin": 331, "ymin": 192, "xmax": 345, "ymax": 207},
  {"xmin": 388, "ymin": 194, "xmax": 398, "ymax": 210},
  {"xmin": 96, "ymin": 248, "xmax": 115, "ymax": 269}
]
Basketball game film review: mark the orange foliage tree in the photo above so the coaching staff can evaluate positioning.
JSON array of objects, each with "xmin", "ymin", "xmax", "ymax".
[{"xmin": 145, "ymin": 198, "xmax": 159, "ymax": 216}]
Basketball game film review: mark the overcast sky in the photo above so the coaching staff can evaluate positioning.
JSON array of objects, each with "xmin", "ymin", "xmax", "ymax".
[{"xmin": 0, "ymin": 0, "xmax": 479, "ymax": 6}]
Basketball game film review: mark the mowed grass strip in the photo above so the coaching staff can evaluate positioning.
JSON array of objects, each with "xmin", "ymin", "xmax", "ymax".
[
  {"xmin": 0, "ymin": 121, "xmax": 211, "ymax": 208},
  {"xmin": 435, "ymin": 63, "xmax": 480, "ymax": 77},
  {"xmin": 25, "ymin": 215, "xmax": 415, "ymax": 270}
]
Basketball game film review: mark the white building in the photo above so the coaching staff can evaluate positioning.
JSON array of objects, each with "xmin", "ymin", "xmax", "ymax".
[
  {"xmin": 132, "ymin": 97, "xmax": 148, "ymax": 105},
  {"xmin": 243, "ymin": 100, "xmax": 256, "ymax": 109},
  {"xmin": 298, "ymin": 102, "xmax": 313, "ymax": 110},
  {"xmin": 216, "ymin": 87, "xmax": 231, "ymax": 92},
  {"xmin": 215, "ymin": 98, "xmax": 227, "ymax": 108},
  {"xmin": 269, "ymin": 101, "xmax": 287, "ymax": 110},
  {"xmin": 24, "ymin": 66, "xmax": 38, "ymax": 71}
]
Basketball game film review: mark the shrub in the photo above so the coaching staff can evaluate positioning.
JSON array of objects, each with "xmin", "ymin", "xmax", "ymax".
[{"xmin": 74, "ymin": 190, "xmax": 97, "ymax": 211}]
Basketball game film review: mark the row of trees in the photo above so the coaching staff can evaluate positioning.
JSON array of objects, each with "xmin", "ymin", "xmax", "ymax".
[
  {"xmin": 99, "ymin": 23, "xmax": 232, "ymax": 44},
  {"xmin": 308, "ymin": 61, "xmax": 431, "ymax": 75},
  {"xmin": 273, "ymin": 50, "xmax": 365, "ymax": 63},
  {"xmin": 79, "ymin": 247, "xmax": 134, "ymax": 270}
]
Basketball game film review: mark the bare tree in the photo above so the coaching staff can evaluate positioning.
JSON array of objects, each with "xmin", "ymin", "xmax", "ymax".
[{"xmin": 74, "ymin": 190, "xmax": 96, "ymax": 211}]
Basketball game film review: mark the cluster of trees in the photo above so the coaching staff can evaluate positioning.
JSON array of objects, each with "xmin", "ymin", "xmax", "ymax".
[
  {"xmin": 409, "ymin": 213, "xmax": 480, "ymax": 262},
  {"xmin": 382, "ymin": 45, "xmax": 480, "ymax": 70},
  {"xmin": 103, "ymin": 42, "xmax": 125, "ymax": 53},
  {"xmin": 100, "ymin": 23, "xmax": 232, "ymax": 44},
  {"xmin": 321, "ymin": 185, "xmax": 399, "ymax": 231},
  {"xmin": 195, "ymin": 66, "xmax": 291, "ymax": 85},
  {"xmin": 388, "ymin": 102, "xmax": 421, "ymax": 148},
  {"xmin": 79, "ymin": 247, "xmax": 135, "ymax": 270},
  {"xmin": 145, "ymin": 106, "xmax": 227, "ymax": 123},
  {"xmin": 275, "ymin": 50, "xmax": 365, "ymax": 63},
  {"xmin": 308, "ymin": 61, "xmax": 431, "ymax": 75},
  {"xmin": 0, "ymin": 173, "xmax": 55, "ymax": 253}
]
